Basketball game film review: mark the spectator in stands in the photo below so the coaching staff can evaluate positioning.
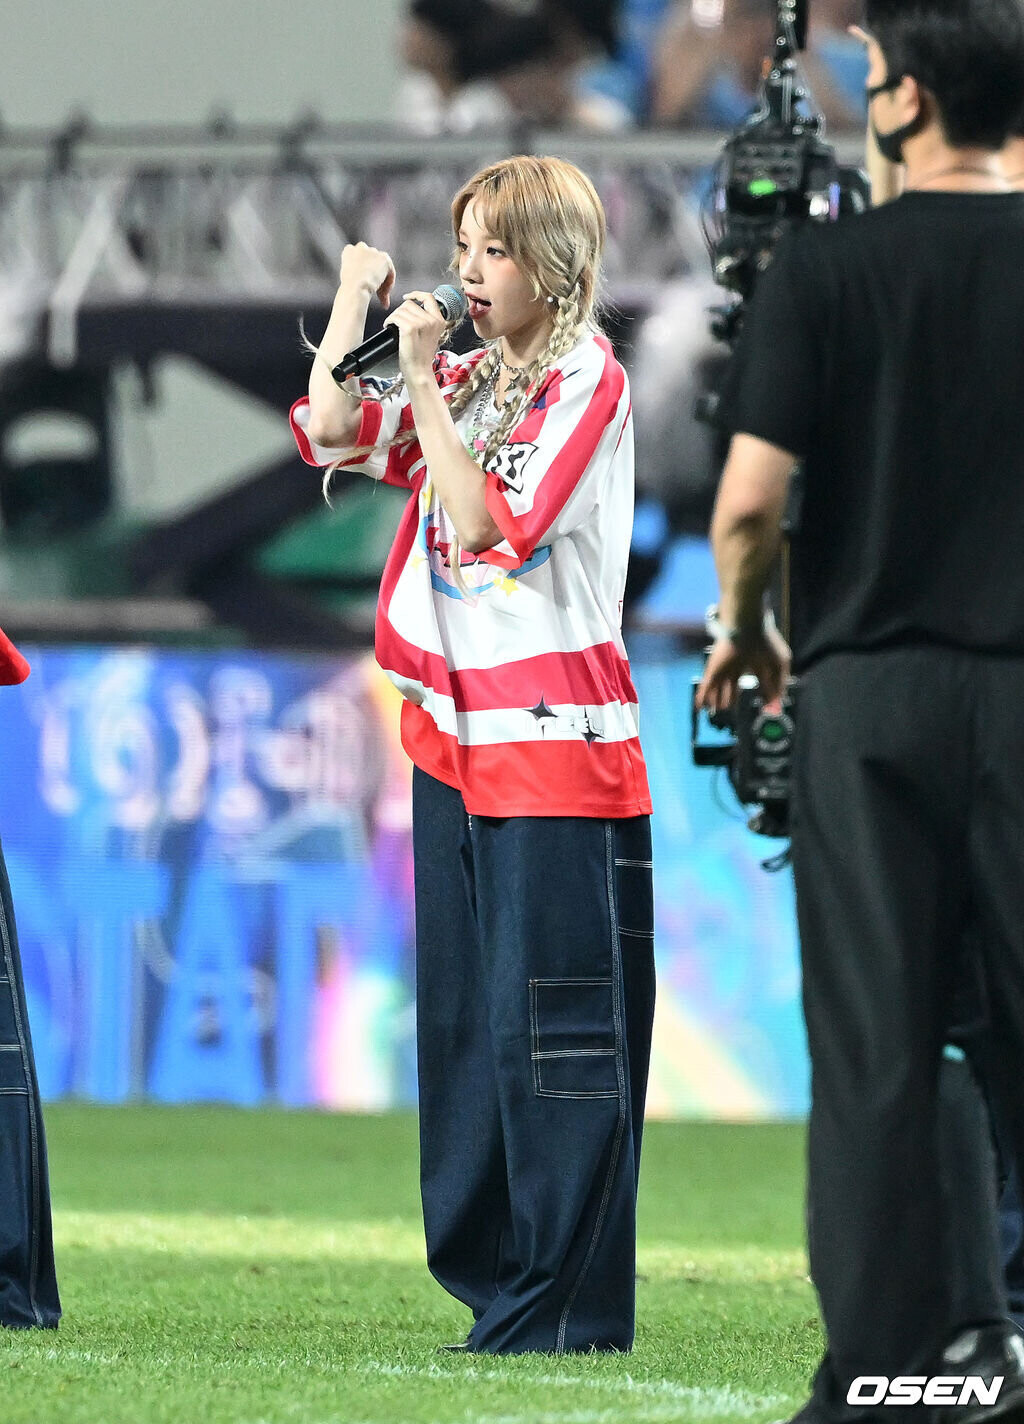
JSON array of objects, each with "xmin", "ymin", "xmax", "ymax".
[
  {"xmin": 398, "ymin": 0, "xmax": 632, "ymax": 132},
  {"xmin": 650, "ymin": 0, "xmax": 773, "ymax": 127},
  {"xmin": 583, "ymin": 0, "xmax": 671, "ymax": 122},
  {"xmin": 533, "ymin": 0, "xmax": 634, "ymax": 128},
  {"xmin": 650, "ymin": 0, "xmax": 866, "ymax": 129},
  {"xmin": 800, "ymin": 0, "xmax": 870, "ymax": 126},
  {"xmin": 398, "ymin": 0, "xmax": 513, "ymax": 133}
]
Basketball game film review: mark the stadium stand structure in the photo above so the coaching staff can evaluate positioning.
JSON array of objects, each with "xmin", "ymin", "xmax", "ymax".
[{"xmin": 0, "ymin": 118, "xmax": 860, "ymax": 646}]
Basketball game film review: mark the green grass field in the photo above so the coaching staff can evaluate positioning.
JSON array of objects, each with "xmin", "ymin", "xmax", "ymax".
[{"xmin": 0, "ymin": 1106, "xmax": 822, "ymax": 1424}]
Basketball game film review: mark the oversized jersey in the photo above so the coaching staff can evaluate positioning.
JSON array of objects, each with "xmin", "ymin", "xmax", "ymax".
[{"xmin": 290, "ymin": 332, "xmax": 651, "ymax": 819}]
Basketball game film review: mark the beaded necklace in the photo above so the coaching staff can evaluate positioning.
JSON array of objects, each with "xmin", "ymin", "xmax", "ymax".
[{"xmin": 465, "ymin": 368, "xmax": 522, "ymax": 458}]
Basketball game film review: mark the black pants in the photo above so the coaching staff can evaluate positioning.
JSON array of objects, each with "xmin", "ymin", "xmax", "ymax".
[
  {"xmin": 791, "ymin": 648, "xmax": 1024, "ymax": 1419},
  {"xmin": 0, "ymin": 840, "xmax": 60, "ymax": 1328},
  {"xmin": 412, "ymin": 768, "xmax": 656, "ymax": 1353}
]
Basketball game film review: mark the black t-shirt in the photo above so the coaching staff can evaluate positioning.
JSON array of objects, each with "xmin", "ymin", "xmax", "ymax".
[{"xmin": 722, "ymin": 191, "xmax": 1024, "ymax": 672}]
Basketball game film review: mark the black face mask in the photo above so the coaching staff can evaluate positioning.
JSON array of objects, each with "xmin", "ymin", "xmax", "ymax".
[{"xmin": 868, "ymin": 75, "xmax": 926, "ymax": 164}]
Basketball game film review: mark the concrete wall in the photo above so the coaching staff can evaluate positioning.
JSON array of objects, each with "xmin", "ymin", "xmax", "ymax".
[{"xmin": 3, "ymin": 0, "xmax": 405, "ymax": 126}]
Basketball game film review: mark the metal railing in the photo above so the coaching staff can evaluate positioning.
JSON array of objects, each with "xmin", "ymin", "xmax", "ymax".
[{"xmin": 0, "ymin": 118, "xmax": 864, "ymax": 367}]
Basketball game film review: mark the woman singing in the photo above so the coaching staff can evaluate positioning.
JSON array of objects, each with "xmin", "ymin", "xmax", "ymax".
[{"xmin": 292, "ymin": 155, "xmax": 655, "ymax": 1355}]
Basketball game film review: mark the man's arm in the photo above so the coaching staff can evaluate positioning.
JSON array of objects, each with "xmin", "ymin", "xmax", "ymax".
[{"xmin": 697, "ymin": 433, "xmax": 796, "ymax": 713}]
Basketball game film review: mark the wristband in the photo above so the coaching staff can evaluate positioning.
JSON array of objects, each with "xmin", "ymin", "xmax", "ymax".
[{"xmin": 705, "ymin": 604, "xmax": 777, "ymax": 643}]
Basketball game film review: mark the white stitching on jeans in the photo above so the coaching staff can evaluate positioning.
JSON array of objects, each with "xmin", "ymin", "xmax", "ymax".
[
  {"xmin": 529, "ymin": 980, "xmax": 617, "ymax": 1094},
  {"xmin": 529, "ymin": 981, "xmax": 541, "ymax": 1095},
  {"xmin": 536, "ymin": 1089, "xmax": 619, "ymax": 1100},
  {"xmin": 530, "ymin": 978, "xmax": 612, "ymax": 987},
  {"xmin": 556, "ymin": 821, "xmax": 627, "ymax": 1353},
  {"xmin": 531, "ymin": 1049, "xmax": 617, "ymax": 1059}
]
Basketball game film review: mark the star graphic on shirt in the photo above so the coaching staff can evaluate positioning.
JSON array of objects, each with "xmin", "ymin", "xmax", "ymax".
[
  {"xmin": 580, "ymin": 721, "xmax": 604, "ymax": 747},
  {"xmin": 527, "ymin": 697, "xmax": 557, "ymax": 722}
]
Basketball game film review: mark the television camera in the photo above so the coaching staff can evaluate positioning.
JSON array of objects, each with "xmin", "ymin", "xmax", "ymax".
[{"xmin": 691, "ymin": 0, "xmax": 868, "ymax": 847}]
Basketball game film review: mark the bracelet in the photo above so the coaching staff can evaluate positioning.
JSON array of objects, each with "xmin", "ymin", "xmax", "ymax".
[{"xmin": 705, "ymin": 603, "xmax": 777, "ymax": 643}]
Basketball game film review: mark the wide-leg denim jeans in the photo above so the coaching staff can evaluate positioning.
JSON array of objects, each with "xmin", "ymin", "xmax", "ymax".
[
  {"xmin": 0, "ymin": 839, "xmax": 60, "ymax": 1328},
  {"xmin": 412, "ymin": 769, "xmax": 655, "ymax": 1354}
]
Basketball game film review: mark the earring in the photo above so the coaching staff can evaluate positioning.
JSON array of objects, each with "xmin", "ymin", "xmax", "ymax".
[{"xmin": 547, "ymin": 295, "xmax": 557, "ymax": 305}]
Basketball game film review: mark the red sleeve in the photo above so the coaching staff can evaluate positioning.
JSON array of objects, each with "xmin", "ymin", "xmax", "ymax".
[
  {"xmin": 289, "ymin": 350, "xmax": 486, "ymax": 490},
  {"xmin": 0, "ymin": 628, "xmax": 29, "ymax": 685}
]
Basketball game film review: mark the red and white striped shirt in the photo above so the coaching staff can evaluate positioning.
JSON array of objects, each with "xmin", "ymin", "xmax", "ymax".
[{"xmin": 291, "ymin": 332, "xmax": 651, "ymax": 818}]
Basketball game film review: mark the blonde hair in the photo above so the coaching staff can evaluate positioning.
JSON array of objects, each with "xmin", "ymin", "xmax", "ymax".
[{"xmin": 316, "ymin": 155, "xmax": 607, "ymax": 525}]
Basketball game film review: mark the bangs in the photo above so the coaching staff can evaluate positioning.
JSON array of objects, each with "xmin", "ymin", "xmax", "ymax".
[
  {"xmin": 452, "ymin": 172, "xmax": 531, "ymax": 258},
  {"xmin": 450, "ymin": 155, "xmax": 606, "ymax": 323}
]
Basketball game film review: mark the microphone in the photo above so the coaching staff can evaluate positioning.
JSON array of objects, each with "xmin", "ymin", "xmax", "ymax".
[{"xmin": 331, "ymin": 284, "xmax": 468, "ymax": 383}]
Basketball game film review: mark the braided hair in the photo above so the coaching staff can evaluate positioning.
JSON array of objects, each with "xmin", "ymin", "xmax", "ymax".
[
  {"xmin": 445, "ymin": 156, "xmax": 605, "ymax": 592},
  {"xmin": 308, "ymin": 156, "xmax": 607, "ymax": 526},
  {"xmin": 443, "ymin": 293, "xmax": 589, "ymax": 597}
]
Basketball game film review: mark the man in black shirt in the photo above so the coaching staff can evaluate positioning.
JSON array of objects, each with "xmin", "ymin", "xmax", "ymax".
[{"xmin": 698, "ymin": 1, "xmax": 1024, "ymax": 1418}]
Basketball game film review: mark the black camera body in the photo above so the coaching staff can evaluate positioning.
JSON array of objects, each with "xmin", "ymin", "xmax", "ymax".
[
  {"xmin": 692, "ymin": 0, "xmax": 865, "ymax": 845},
  {"xmin": 706, "ymin": 0, "xmax": 869, "ymax": 336},
  {"xmin": 691, "ymin": 674, "xmax": 799, "ymax": 839},
  {"xmin": 711, "ymin": 128, "xmax": 843, "ymax": 323}
]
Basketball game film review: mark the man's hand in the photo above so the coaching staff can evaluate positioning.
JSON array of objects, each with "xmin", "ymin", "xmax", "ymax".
[
  {"xmin": 696, "ymin": 623, "xmax": 792, "ymax": 716},
  {"xmin": 385, "ymin": 291, "xmax": 449, "ymax": 385}
]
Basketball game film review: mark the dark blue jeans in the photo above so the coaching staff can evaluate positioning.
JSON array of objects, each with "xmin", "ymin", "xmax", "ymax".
[
  {"xmin": 0, "ymin": 839, "xmax": 60, "ymax": 1328},
  {"xmin": 412, "ymin": 769, "xmax": 655, "ymax": 1354}
]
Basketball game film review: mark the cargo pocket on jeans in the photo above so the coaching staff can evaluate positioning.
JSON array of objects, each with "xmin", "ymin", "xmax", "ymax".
[{"xmin": 529, "ymin": 978, "xmax": 620, "ymax": 1099}]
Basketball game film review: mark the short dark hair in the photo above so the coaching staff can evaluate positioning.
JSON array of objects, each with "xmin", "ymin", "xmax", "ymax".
[{"xmin": 864, "ymin": 0, "xmax": 1024, "ymax": 148}]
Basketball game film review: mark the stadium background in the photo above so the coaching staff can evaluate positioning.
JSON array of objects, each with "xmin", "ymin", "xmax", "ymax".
[
  {"xmin": 0, "ymin": 6, "xmax": 868, "ymax": 1419},
  {"xmin": 0, "ymin": 0, "xmax": 819, "ymax": 1124}
]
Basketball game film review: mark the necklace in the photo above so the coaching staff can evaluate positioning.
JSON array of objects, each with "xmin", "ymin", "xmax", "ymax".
[
  {"xmin": 909, "ymin": 163, "xmax": 1010, "ymax": 190},
  {"xmin": 465, "ymin": 369, "xmax": 502, "ymax": 457},
  {"xmin": 500, "ymin": 358, "xmax": 526, "ymax": 376}
]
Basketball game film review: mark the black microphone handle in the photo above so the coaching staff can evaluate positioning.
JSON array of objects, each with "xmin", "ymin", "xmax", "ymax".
[{"xmin": 331, "ymin": 324, "xmax": 401, "ymax": 383}]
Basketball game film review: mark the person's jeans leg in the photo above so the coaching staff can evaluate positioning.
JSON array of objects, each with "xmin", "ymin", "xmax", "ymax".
[
  {"xmin": 467, "ymin": 813, "xmax": 654, "ymax": 1355},
  {"xmin": 412, "ymin": 770, "xmax": 511, "ymax": 1322},
  {"xmin": 0, "ymin": 838, "xmax": 60, "ymax": 1328},
  {"xmin": 614, "ymin": 817, "xmax": 657, "ymax": 1186}
]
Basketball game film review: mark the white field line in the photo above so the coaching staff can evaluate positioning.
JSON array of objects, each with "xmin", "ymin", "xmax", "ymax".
[
  {"xmin": 39, "ymin": 1347, "xmax": 125, "ymax": 1366},
  {"xmin": 360, "ymin": 1360, "xmax": 791, "ymax": 1420},
  {"xmin": 20, "ymin": 1349, "xmax": 793, "ymax": 1424}
]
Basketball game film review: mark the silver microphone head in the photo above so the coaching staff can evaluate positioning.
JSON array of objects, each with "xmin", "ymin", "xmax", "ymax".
[{"xmin": 432, "ymin": 284, "xmax": 469, "ymax": 325}]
